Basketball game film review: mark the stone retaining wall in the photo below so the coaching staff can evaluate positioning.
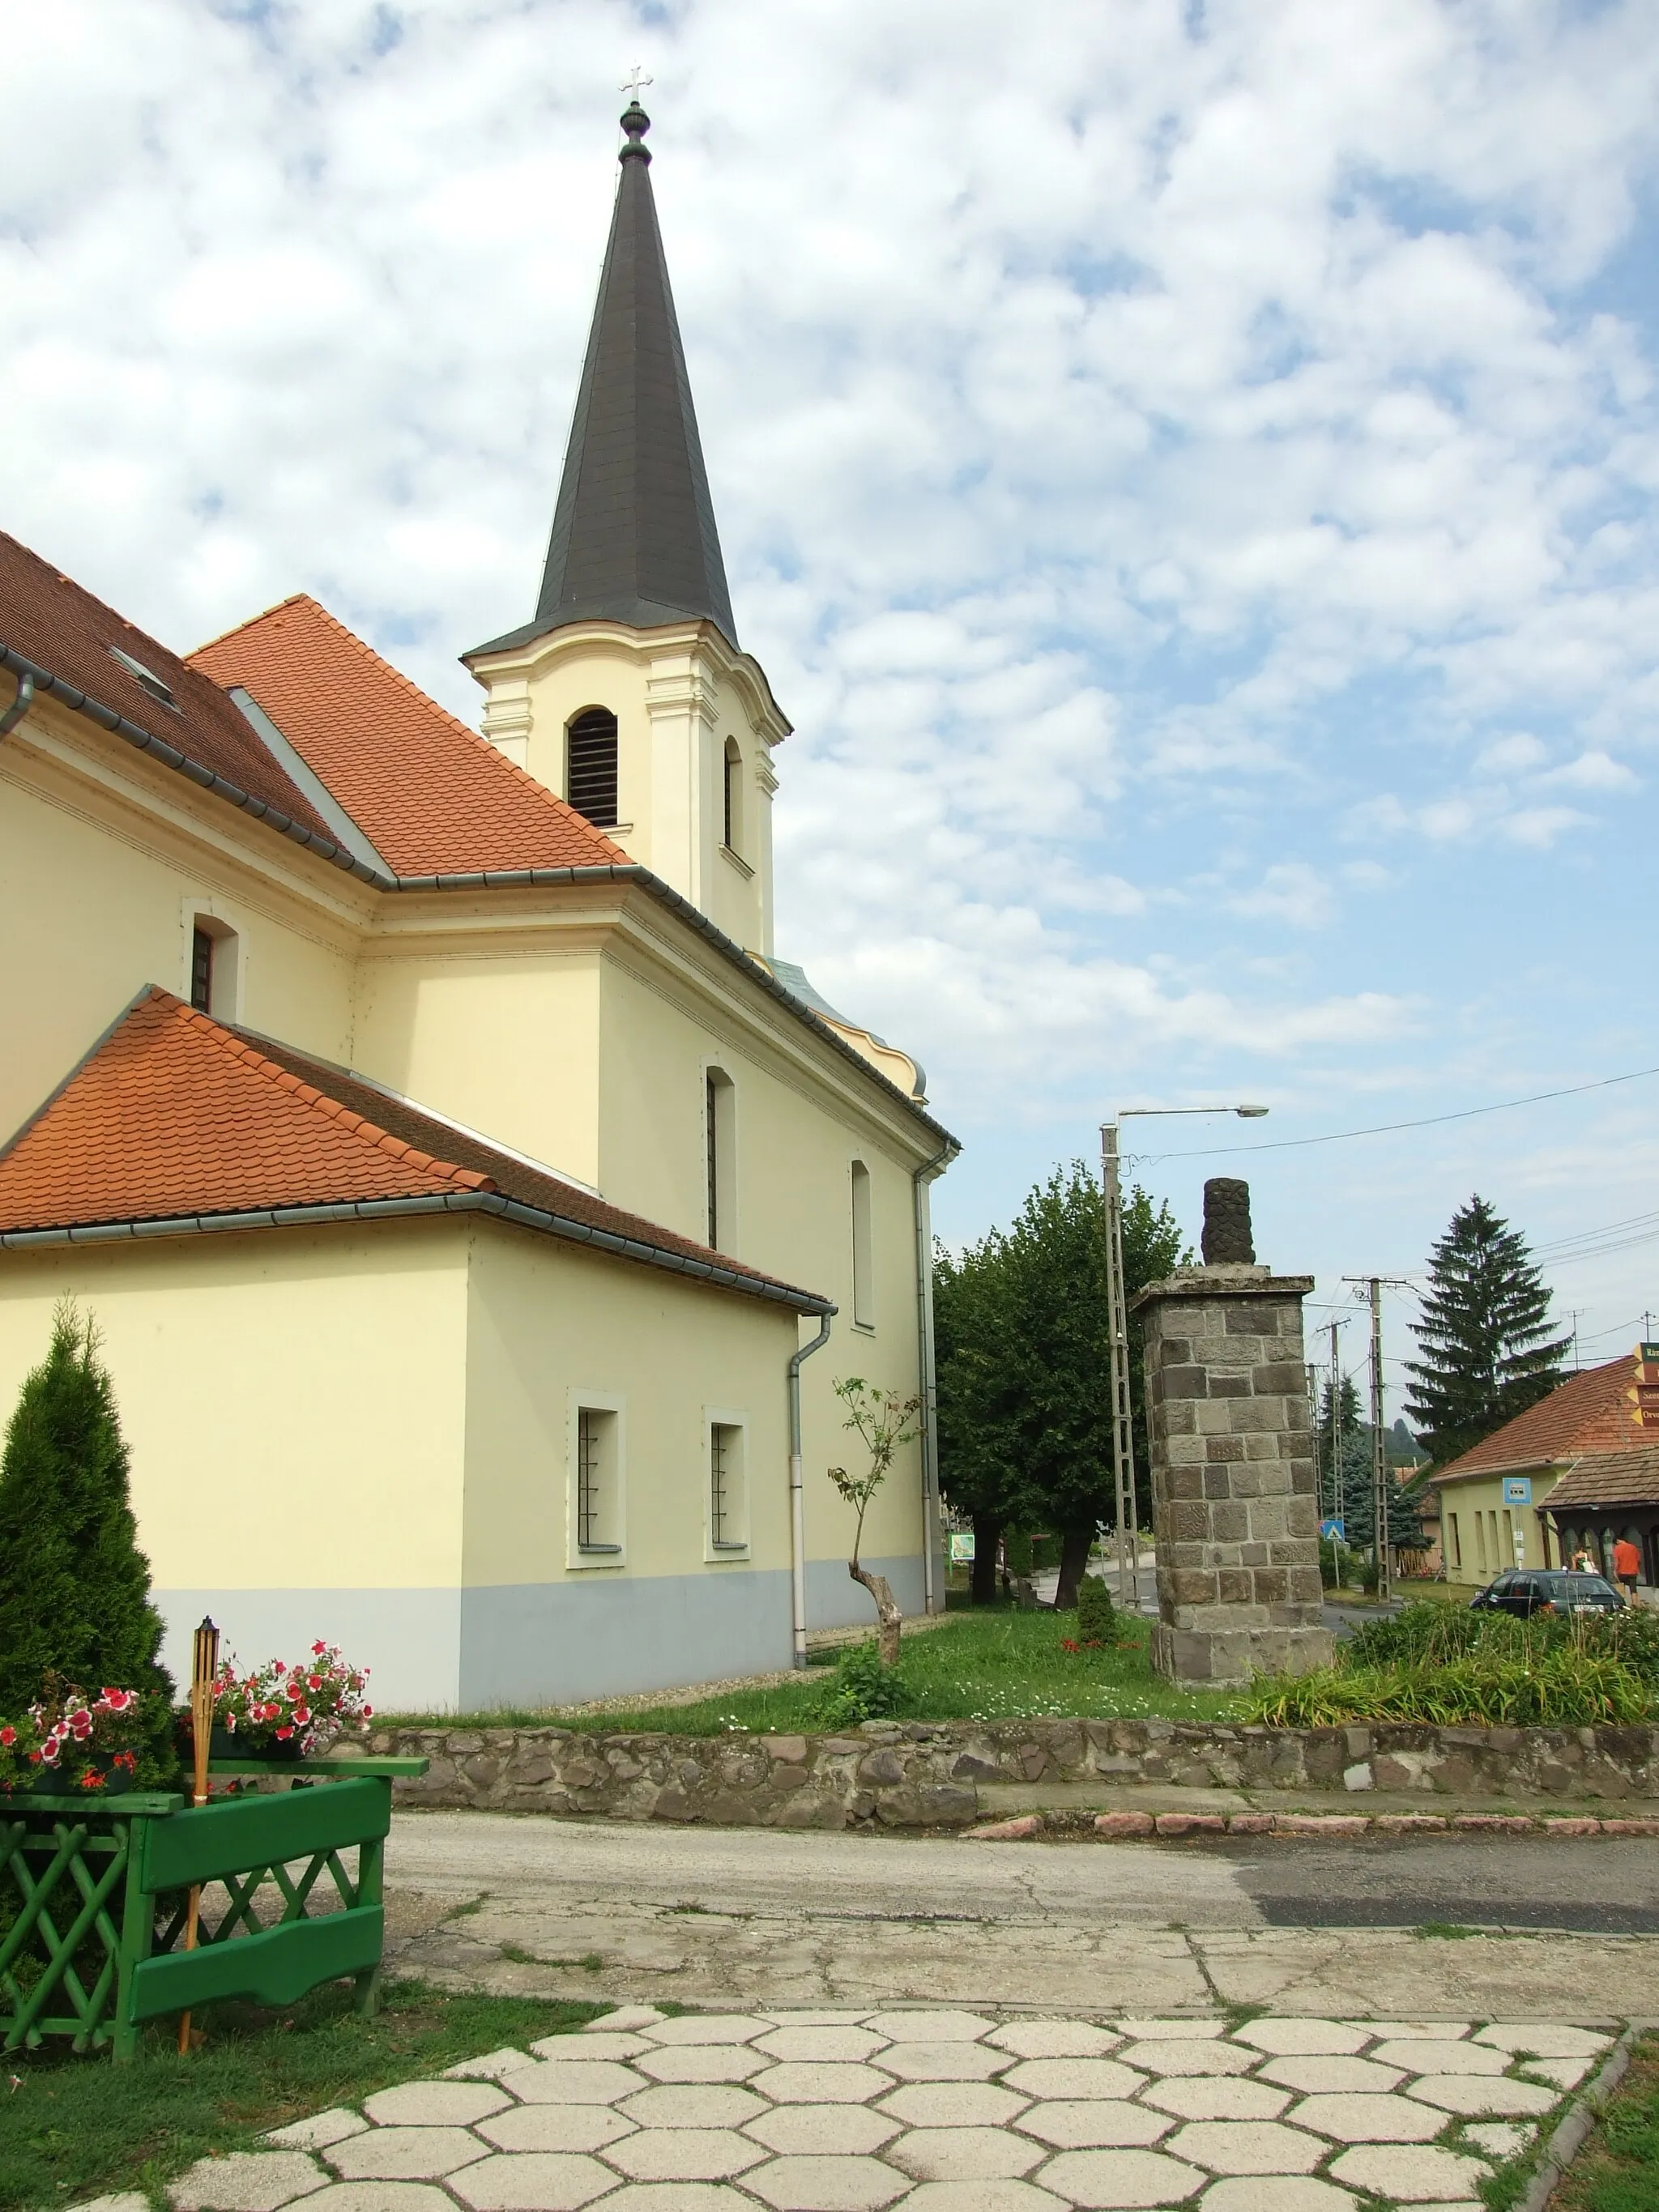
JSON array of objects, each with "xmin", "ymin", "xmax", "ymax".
[{"xmin": 366, "ymin": 1715, "xmax": 1659, "ymax": 1827}]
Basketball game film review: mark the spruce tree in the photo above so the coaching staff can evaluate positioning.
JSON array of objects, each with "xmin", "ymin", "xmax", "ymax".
[
  {"xmin": 0, "ymin": 1302, "xmax": 173, "ymax": 1716},
  {"xmin": 1404, "ymin": 1196, "xmax": 1569, "ymax": 1466}
]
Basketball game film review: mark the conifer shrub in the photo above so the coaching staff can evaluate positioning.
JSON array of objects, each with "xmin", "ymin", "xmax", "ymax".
[
  {"xmin": 0, "ymin": 1302, "xmax": 175, "ymax": 1775},
  {"xmin": 1073, "ymin": 1575, "xmax": 1116, "ymax": 1648},
  {"xmin": 817, "ymin": 1639, "xmax": 911, "ymax": 1727}
]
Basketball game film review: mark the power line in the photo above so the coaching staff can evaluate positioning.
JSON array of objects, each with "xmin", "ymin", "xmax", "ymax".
[{"xmin": 1137, "ymin": 1063, "xmax": 1659, "ymax": 1161}]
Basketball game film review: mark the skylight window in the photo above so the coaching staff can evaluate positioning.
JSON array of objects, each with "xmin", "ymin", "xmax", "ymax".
[{"xmin": 108, "ymin": 645, "xmax": 181, "ymax": 713}]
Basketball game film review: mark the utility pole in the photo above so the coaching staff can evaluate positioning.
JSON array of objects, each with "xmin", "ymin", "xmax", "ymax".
[
  {"xmin": 1341, "ymin": 1277, "xmax": 1414, "ymax": 1605},
  {"xmin": 1328, "ymin": 1319, "xmax": 1342, "ymax": 1528},
  {"xmin": 1307, "ymin": 1361, "xmax": 1321, "ymax": 1528},
  {"xmin": 1099, "ymin": 1121, "xmax": 1137, "ymax": 1612}
]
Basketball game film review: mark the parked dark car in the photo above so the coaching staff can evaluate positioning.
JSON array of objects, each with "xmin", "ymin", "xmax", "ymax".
[{"xmin": 1470, "ymin": 1569, "xmax": 1623, "ymax": 1617}]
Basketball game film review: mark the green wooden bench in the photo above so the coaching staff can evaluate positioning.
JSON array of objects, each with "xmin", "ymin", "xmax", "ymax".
[{"xmin": 0, "ymin": 1755, "xmax": 426, "ymax": 2060}]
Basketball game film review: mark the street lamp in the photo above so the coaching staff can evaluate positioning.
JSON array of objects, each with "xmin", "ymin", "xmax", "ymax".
[{"xmin": 1099, "ymin": 1105, "xmax": 1271, "ymax": 1611}]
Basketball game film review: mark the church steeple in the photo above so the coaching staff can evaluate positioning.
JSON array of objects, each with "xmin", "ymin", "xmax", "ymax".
[{"xmin": 490, "ymin": 99, "xmax": 737, "ymax": 653}]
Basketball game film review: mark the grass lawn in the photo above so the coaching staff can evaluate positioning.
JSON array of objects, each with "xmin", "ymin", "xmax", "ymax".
[
  {"xmin": 386, "ymin": 1607, "xmax": 1244, "ymax": 1736},
  {"xmin": 1, "ymin": 1980, "xmax": 610, "ymax": 2212},
  {"xmin": 1553, "ymin": 2035, "xmax": 1659, "ymax": 2212}
]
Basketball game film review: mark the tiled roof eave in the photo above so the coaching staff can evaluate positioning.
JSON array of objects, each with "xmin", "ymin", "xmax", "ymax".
[
  {"xmin": 0, "ymin": 1188, "xmax": 833, "ymax": 1316},
  {"xmin": 6, "ymin": 638, "xmax": 957, "ymax": 1149}
]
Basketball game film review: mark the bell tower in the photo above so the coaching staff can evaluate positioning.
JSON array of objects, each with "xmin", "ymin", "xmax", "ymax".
[{"xmin": 465, "ymin": 99, "xmax": 787, "ymax": 957}]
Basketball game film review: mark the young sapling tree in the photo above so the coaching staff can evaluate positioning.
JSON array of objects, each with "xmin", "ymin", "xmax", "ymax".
[{"xmin": 826, "ymin": 1377, "xmax": 921, "ymax": 1667}]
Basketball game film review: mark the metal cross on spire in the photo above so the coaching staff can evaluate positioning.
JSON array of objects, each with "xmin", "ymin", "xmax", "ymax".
[{"xmin": 621, "ymin": 65, "xmax": 653, "ymax": 98}]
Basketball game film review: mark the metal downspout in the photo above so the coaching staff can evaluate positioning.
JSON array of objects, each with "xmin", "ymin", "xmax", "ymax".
[
  {"xmin": 0, "ymin": 669, "xmax": 35, "ymax": 737},
  {"xmin": 913, "ymin": 1143, "xmax": 957, "ymax": 1616},
  {"xmin": 788, "ymin": 1308, "xmax": 835, "ymax": 1667}
]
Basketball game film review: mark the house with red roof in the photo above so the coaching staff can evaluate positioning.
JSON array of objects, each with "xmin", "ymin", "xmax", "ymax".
[
  {"xmin": 0, "ymin": 99, "xmax": 955, "ymax": 1709},
  {"xmin": 1431, "ymin": 1353, "xmax": 1659, "ymax": 1592}
]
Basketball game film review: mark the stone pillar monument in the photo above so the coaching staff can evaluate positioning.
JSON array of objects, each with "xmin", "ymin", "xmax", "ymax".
[{"xmin": 1132, "ymin": 1179, "xmax": 1333, "ymax": 1686}]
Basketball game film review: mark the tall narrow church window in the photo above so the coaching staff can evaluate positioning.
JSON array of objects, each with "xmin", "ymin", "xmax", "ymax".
[
  {"xmin": 705, "ymin": 1067, "xmax": 736, "ymax": 1251},
  {"xmin": 851, "ymin": 1159, "xmax": 873, "ymax": 1328},
  {"xmin": 723, "ymin": 739, "xmax": 743, "ymax": 852},
  {"xmin": 566, "ymin": 708, "xmax": 620, "ymax": 826},
  {"xmin": 574, "ymin": 1406, "xmax": 621, "ymax": 1553},
  {"xmin": 709, "ymin": 1421, "xmax": 747, "ymax": 1550},
  {"xmin": 190, "ymin": 927, "xmax": 215, "ymax": 1013}
]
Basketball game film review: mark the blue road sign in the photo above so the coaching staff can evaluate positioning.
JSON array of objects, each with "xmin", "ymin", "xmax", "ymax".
[{"xmin": 1320, "ymin": 1518, "xmax": 1346, "ymax": 1541}]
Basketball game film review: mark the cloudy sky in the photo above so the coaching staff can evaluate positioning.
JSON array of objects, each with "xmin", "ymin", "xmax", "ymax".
[{"xmin": 6, "ymin": 0, "xmax": 1658, "ymax": 1413}]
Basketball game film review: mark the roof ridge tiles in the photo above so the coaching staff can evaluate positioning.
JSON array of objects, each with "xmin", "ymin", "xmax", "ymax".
[{"xmin": 159, "ymin": 989, "xmax": 496, "ymax": 1196}]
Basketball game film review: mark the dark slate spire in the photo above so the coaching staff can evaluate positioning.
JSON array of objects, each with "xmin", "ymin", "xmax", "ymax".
[{"xmin": 481, "ymin": 100, "xmax": 738, "ymax": 654}]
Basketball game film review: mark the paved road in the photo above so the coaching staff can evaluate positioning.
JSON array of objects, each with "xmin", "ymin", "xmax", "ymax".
[{"xmin": 384, "ymin": 1810, "xmax": 1659, "ymax": 2020}]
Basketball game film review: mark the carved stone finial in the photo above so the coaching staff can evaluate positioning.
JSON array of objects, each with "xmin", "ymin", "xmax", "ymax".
[{"xmin": 1202, "ymin": 1178, "xmax": 1255, "ymax": 1265}]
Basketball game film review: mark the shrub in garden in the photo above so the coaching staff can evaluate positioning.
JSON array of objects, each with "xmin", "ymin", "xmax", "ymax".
[
  {"xmin": 817, "ymin": 1639, "xmax": 911, "ymax": 1728},
  {"xmin": 1073, "ymin": 1576, "xmax": 1117, "ymax": 1648},
  {"xmin": 0, "ymin": 1303, "xmax": 175, "ymax": 1777}
]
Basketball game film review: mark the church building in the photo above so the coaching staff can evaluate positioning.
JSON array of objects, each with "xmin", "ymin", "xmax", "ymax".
[{"xmin": 0, "ymin": 100, "xmax": 955, "ymax": 1711}]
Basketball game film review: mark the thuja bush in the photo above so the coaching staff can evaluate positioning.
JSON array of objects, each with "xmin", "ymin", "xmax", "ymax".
[
  {"xmin": 1073, "ymin": 1577, "xmax": 1117, "ymax": 1648},
  {"xmin": 0, "ymin": 1302, "xmax": 175, "ymax": 1777}
]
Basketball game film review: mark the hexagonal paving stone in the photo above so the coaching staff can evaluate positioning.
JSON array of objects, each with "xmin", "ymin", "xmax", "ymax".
[
  {"xmin": 327, "ymin": 2130, "xmax": 490, "ymax": 2183},
  {"xmin": 295, "ymin": 2190, "xmax": 459, "ymax": 2212},
  {"xmin": 744, "ymin": 2155, "xmax": 911, "ymax": 2210},
  {"xmin": 531, "ymin": 2036, "xmax": 652, "ymax": 2064},
  {"xmin": 755, "ymin": 2028, "xmax": 888, "ymax": 2065},
  {"xmin": 881, "ymin": 2043, "xmax": 1011, "ymax": 2082},
  {"xmin": 1000, "ymin": 2063, "xmax": 1145, "ymax": 2103},
  {"xmin": 902, "ymin": 2186, "xmax": 1070, "ymax": 2212},
  {"xmin": 1256, "ymin": 2058, "xmax": 1402, "ymax": 2097},
  {"xmin": 758, "ymin": 2065, "xmax": 898, "ymax": 2105},
  {"xmin": 1284, "ymin": 2095, "xmax": 1444, "ymax": 2144},
  {"xmin": 1195, "ymin": 2181, "xmax": 1358, "ymax": 2211},
  {"xmin": 1034, "ymin": 2147, "xmax": 1205, "ymax": 2206},
  {"xmin": 449, "ymin": 2154, "xmax": 622, "ymax": 2210},
  {"xmin": 264, "ymin": 2113, "xmax": 369, "ymax": 2153},
  {"xmin": 1342, "ymin": 2022, "xmax": 1470, "ymax": 2040},
  {"xmin": 505, "ymin": 2063, "xmax": 652, "ymax": 2105},
  {"xmin": 1163, "ymin": 2122, "xmax": 1324, "ymax": 2176},
  {"xmin": 880, "ymin": 2083, "xmax": 1030, "ymax": 2131},
  {"xmin": 1370, "ymin": 2041, "xmax": 1509, "ymax": 2077},
  {"xmin": 168, "ymin": 2152, "xmax": 330, "ymax": 2210},
  {"xmin": 621, "ymin": 2087, "xmax": 770, "ymax": 2131},
  {"xmin": 1138, "ymin": 2082, "xmax": 1287, "ymax": 2125},
  {"xmin": 888, "ymin": 2129, "xmax": 1047, "ymax": 2181},
  {"xmin": 595, "ymin": 2190, "xmax": 750, "ymax": 2212},
  {"xmin": 761, "ymin": 2014, "xmax": 876, "ymax": 2027},
  {"xmin": 364, "ymin": 2083, "xmax": 513, "ymax": 2128},
  {"xmin": 633, "ymin": 2050, "xmax": 774, "ymax": 2086},
  {"xmin": 1014, "ymin": 2105, "xmax": 1172, "ymax": 2151},
  {"xmin": 864, "ymin": 2012, "xmax": 996, "ymax": 2044},
  {"xmin": 479, "ymin": 2108, "xmax": 638, "ymax": 2154},
  {"xmin": 987, "ymin": 2024, "xmax": 1122, "ymax": 2062},
  {"xmin": 449, "ymin": 2053, "xmax": 539, "ymax": 2082},
  {"xmin": 1463, "ymin": 2122, "xmax": 1535, "ymax": 2159},
  {"xmin": 1473, "ymin": 2023, "xmax": 1611, "ymax": 2058},
  {"xmin": 743, "ymin": 2108, "xmax": 900, "ymax": 2157},
  {"xmin": 1328, "ymin": 2144, "xmax": 1492, "ymax": 2201},
  {"xmin": 1111, "ymin": 2024, "xmax": 1223, "ymax": 2043},
  {"xmin": 643, "ymin": 2018, "xmax": 770, "ymax": 2047},
  {"xmin": 1405, "ymin": 2076, "xmax": 1559, "ymax": 2119},
  {"xmin": 1523, "ymin": 2056, "xmax": 1593, "ymax": 2091},
  {"xmin": 1230, "ymin": 2022, "xmax": 1369, "ymax": 2059},
  {"xmin": 1114, "ymin": 2046, "xmax": 1254, "ymax": 2082},
  {"xmin": 602, "ymin": 2133, "xmax": 768, "ymax": 2182},
  {"xmin": 587, "ymin": 2009, "xmax": 668, "ymax": 2033},
  {"xmin": 66, "ymin": 2197, "xmax": 151, "ymax": 2212}
]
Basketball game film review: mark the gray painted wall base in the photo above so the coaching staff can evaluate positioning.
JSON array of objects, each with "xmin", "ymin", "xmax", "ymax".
[{"xmin": 157, "ymin": 1553, "xmax": 925, "ymax": 1715}]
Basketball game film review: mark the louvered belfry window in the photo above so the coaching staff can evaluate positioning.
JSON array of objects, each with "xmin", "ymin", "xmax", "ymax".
[
  {"xmin": 190, "ymin": 927, "xmax": 214, "ymax": 1013},
  {"xmin": 566, "ymin": 709, "xmax": 620, "ymax": 826}
]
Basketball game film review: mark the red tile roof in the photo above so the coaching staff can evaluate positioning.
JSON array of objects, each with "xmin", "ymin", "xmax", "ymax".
[
  {"xmin": 0, "ymin": 531, "xmax": 337, "ymax": 843},
  {"xmin": 188, "ymin": 596, "xmax": 627, "ymax": 877},
  {"xmin": 0, "ymin": 989, "xmax": 828, "ymax": 1313},
  {"xmin": 1435, "ymin": 1357, "xmax": 1649, "ymax": 1482}
]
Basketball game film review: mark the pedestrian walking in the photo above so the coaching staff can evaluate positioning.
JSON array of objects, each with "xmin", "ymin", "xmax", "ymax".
[
  {"xmin": 1571, "ymin": 1545, "xmax": 1598, "ymax": 1575},
  {"xmin": 1612, "ymin": 1535, "xmax": 1642, "ymax": 1604}
]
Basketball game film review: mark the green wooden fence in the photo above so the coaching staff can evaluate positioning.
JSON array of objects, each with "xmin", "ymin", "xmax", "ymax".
[{"xmin": 0, "ymin": 1756, "xmax": 425, "ymax": 2060}]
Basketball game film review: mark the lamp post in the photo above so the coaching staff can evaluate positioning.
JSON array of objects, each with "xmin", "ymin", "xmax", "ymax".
[{"xmin": 1099, "ymin": 1105, "xmax": 1270, "ymax": 1612}]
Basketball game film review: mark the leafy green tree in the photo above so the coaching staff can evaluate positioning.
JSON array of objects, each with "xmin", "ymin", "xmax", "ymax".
[
  {"xmin": 0, "ymin": 1303, "xmax": 173, "ymax": 1730},
  {"xmin": 1404, "ymin": 1196, "xmax": 1569, "ymax": 1466},
  {"xmin": 935, "ymin": 1232, "xmax": 1033, "ymax": 1602}
]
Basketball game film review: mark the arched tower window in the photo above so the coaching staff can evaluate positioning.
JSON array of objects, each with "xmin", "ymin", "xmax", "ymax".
[
  {"xmin": 723, "ymin": 738, "xmax": 743, "ymax": 853},
  {"xmin": 566, "ymin": 708, "xmax": 619, "ymax": 827}
]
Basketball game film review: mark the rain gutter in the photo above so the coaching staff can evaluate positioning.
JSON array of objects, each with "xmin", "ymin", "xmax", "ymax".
[
  {"xmin": 787, "ymin": 1309, "xmax": 836, "ymax": 1665},
  {"xmin": 0, "ymin": 1189, "xmax": 834, "ymax": 1317}
]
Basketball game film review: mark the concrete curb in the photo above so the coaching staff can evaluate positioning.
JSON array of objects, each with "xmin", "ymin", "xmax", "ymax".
[
  {"xmin": 1519, "ymin": 2018, "xmax": 1649, "ymax": 2210},
  {"xmin": 961, "ymin": 1809, "xmax": 1659, "ymax": 1840}
]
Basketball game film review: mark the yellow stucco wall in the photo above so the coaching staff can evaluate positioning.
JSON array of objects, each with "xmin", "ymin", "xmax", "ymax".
[
  {"xmin": 1438, "ymin": 1470, "xmax": 1563, "ymax": 1584},
  {"xmin": 0, "ymin": 727, "xmax": 358, "ymax": 1146}
]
